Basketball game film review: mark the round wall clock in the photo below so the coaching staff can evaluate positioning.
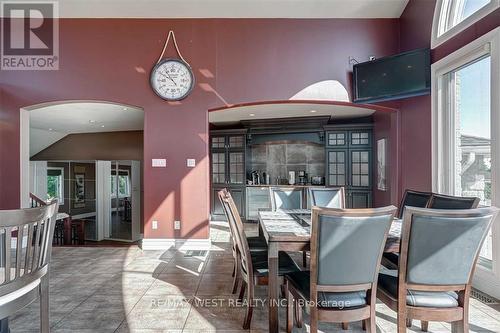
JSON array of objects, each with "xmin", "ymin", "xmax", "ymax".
[{"xmin": 150, "ymin": 58, "xmax": 195, "ymax": 101}]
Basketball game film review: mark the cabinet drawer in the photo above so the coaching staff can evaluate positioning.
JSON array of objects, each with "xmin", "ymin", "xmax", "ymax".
[{"xmin": 246, "ymin": 187, "xmax": 271, "ymax": 221}]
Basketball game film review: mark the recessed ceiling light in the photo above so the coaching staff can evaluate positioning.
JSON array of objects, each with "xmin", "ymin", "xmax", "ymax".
[
  {"xmin": 310, "ymin": 110, "xmax": 317, "ymax": 113},
  {"xmin": 101, "ymin": 125, "xmax": 105, "ymax": 128},
  {"xmin": 122, "ymin": 107, "xmax": 127, "ymax": 111},
  {"xmin": 89, "ymin": 120, "xmax": 96, "ymax": 124},
  {"xmin": 48, "ymin": 128, "xmax": 53, "ymax": 131},
  {"xmin": 249, "ymin": 113, "xmax": 255, "ymax": 117}
]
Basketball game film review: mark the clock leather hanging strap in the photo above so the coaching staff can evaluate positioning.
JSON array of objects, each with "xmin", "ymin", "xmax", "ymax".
[{"xmin": 156, "ymin": 30, "xmax": 190, "ymax": 66}]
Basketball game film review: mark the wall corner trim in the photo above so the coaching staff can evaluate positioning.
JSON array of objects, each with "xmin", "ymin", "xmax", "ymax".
[{"xmin": 140, "ymin": 238, "xmax": 211, "ymax": 251}]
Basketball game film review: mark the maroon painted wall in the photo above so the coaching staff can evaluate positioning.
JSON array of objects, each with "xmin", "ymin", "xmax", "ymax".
[
  {"xmin": 398, "ymin": 0, "xmax": 499, "ymax": 196},
  {"xmin": 0, "ymin": 18, "xmax": 399, "ymax": 240},
  {"xmin": 372, "ymin": 109, "xmax": 400, "ymax": 207},
  {"xmin": 397, "ymin": 0, "xmax": 436, "ymax": 195}
]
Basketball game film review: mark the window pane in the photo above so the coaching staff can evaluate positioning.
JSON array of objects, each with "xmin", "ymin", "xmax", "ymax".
[
  {"xmin": 439, "ymin": 0, "xmax": 492, "ymax": 37},
  {"xmin": 460, "ymin": 0, "xmax": 490, "ymax": 21},
  {"xmin": 452, "ymin": 56, "xmax": 491, "ymax": 263},
  {"xmin": 47, "ymin": 168, "xmax": 63, "ymax": 203}
]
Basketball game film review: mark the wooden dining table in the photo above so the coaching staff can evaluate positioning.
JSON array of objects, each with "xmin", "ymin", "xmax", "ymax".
[{"xmin": 258, "ymin": 209, "xmax": 402, "ymax": 333}]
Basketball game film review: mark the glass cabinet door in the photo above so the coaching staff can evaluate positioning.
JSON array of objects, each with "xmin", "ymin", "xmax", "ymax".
[
  {"xmin": 350, "ymin": 131, "xmax": 371, "ymax": 147},
  {"xmin": 228, "ymin": 135, "xmax": 245, "ymax": 149},
  {"xmin": 326, "ymin": 131, "xmax": 348, "ymax": 147},
  {"xmin": 327, "ymin": 150, "xmax": 347, "ymax": 186},
  {"xmin": 351, "ymin": 150, "xmax": 371, "ymax": 187},
  {"xmin": 211, "ymin": 152, "xmax": 226, "ymax": 184},
  {"xmin": 229, "ymin": 152, "xmax": 245, "ymax": 184},
  {"xmin": 211, "ymin": 136, "xmax": 226, "ymax": 149}
]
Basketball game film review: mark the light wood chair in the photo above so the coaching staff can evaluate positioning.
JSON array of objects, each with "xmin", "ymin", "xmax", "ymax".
[
  {"xmin": 383, "ymin": 189, "xmax": 433, "ymax": 270},
  {"xmin": 269, "ymin": 187, "xmax": 304, "ymax": 211},
  {"xmin": 285, "ymin": 205, "xmax": 397, "ymax": 333},
  {"xmin": 0, "ymin": 200, "xmax": 59, "ymax": 333},
  {"xmin": 217, "ymin": 189, "xmax": 267, "ymax": 294},
  {"xmin": 397, "ymin": 189, "xmax": 433, "ymax": 219},
  {"xmin": 427, "ymin": 193, "xmax": 480, "ymax": 210},
  {"xmin": 308, "ymin": 187, "xmax": 345, "ymax": 209},
  {"xmin": 219, "ymin": 189, "xmax": 300, "ymax": 329},
  {"xmin": 377, "ymin": 206, "xmax": 498, "ymax": 333}
]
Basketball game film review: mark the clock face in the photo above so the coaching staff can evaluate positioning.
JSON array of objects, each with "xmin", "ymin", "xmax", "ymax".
[{"xmin": 150, "ymin": 59, "xmax": 195, "ymax": 101}]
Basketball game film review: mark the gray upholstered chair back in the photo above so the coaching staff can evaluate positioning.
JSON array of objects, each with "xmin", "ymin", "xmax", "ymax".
[
  {"xmin": 398, "ymin": 189, "xmax": 432, "ymax": 219},
  {"xmin": 309, "ymin": 187, "xmax": 345, "ymax": 209},
  {"xmin": 403, "ymin": 207, "xmax": 498, "ymax": 286},
  {"xmin": 270, "ymin": 187, "xmax": 303, "ymax": 210},
  {"xmin": 312, "ymin": 206, "xmax": 396, "ymax": 286},
  {"xmin": 427, "ymin": 194, "xmax": 480, "ymax": 210},
  {"xmin": 0, "ymin": 201, "xmax": 58, "ymax": 319}
]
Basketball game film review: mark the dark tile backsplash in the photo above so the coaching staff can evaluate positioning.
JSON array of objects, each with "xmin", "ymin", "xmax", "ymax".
[{"xmin": 249, "ymin": 142, "xmax": 325, "ymax": 182}]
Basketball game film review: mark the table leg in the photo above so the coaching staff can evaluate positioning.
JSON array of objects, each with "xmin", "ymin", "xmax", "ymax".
[
  {"xmin": 63, "ymin": 217, "xmax": 72, "ymax": 245},
  {"xmin": 268, "ymin": 242, "xmax": 279, "ymax": 333}
]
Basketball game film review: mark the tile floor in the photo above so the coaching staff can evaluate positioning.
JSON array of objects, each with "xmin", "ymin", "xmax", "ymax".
[{"xmin": 8, "ymin": 221, "xmax": 500, "ymax": 333}]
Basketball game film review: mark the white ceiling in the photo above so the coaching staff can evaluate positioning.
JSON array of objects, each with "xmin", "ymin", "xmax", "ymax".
[
  {"xmin": 30, "ymin": 128, "xmax": 68, "ymax": 156},
  {"xmin": 29, "ymin": 102, "xmax": 143, "ymax": 156},
  {"xmin": 208, "ymin": 102, "xmax": 376, "ymax": 125},
  {"xmin": 57, "ymin": 0, "xmax": 410, "ymax": 18},
  {"xmin": 30, "ymin": 102, "xmax": 144, "ymax": 133}
]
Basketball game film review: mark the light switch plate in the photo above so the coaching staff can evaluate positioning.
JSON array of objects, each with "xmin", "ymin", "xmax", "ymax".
[
  {"xmin": 152, "ymin": 158, "xmax": 166, "ymax": 167},
  {"xmin": 174, "ymin": 220, "xmax": 181, "ymax": 230},
  {"xmin": 152, "ymin": 220, "xmax": 158, "ymax": 229},
  {"xmin": 187, "ymin": 159, "xmax": 196, "ymax": 167}
]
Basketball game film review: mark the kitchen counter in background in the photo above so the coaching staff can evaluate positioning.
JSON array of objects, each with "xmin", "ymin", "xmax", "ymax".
[
  {"xmin": 245, "ymin": 184, "xmax": 325, "ymax": 188},
  {"xmin": 245, "ymin": 184, "xmax": 323, "ymax": 221}
]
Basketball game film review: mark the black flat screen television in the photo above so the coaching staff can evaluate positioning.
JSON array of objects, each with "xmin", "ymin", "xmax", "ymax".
[{"xmin": 353, "ymin": 48, "xmax": 431, "ymax": 103}]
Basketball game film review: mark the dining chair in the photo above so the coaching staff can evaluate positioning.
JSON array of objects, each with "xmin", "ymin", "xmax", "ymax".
[
  {"xmin": 269, "ymin": 187, "xmax": 308, "ymax": 266},
  {"xmin": 384, "ymin": 191, "xmax": 480, "ymax": 270},
  {"xmin": 0, "ymin": 200, "xmax": 59, "ymax": 333},
  {"xmin": 217, "ymin": 189, "xmax": 267, "ymax": 294},
  {"xmin": 397, "ymin": 189, "xmax": 433, "ymax": 219},
  {"xmin": 285, "ymin": 205, "xmax": 397, "ymax": 333},
  {"xmin": 427, "ymin": 193, "xmax": 480, "ymax": 210},
  {"xmin": 383, "ymin": 189, "xmax": 433, "ymax": 270},
  {"xmin": 308, "ymin": 187, "xmax": 345, "ymax": 209},
  {"xmin": 377, "ymin": 206, "xmax": 498, "ymax": 333},
  {"xmin": 219, "ymin": 190, "xmax": 301, "ymax": 329},
  {"xmin": 270, "ymin": 187, "xmax": 303, "ymax": 211}
]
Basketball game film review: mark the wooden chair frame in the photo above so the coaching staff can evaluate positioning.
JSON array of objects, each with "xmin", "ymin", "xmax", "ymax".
[
  {"xmin": 0, "ymin": 200, "xmax": 59, "ymax": 333},
  {"xmin": 217, "ymin": 189, "xmax": 242, "ymax": 294},
  {"xmin": 219, "ymin": 188, "xmax": 261, "ymax": 329},
  {"xmin": 397, "ymin": 190, "xmax": 433, "ymax": 219},
  {"xmin": 377, "ymin": 206, "xmax": 498, "ymax": 333},
  {"xmin": 427, "ymin": 193, "xmax": 480, "ymax": 210},
  {"xmin": 286, "ymin": 206, "xmax": 397, "ymax": 333},
  {"xmin": 269, "ymin": 187, "xmax": 304, "ymax": 211}
]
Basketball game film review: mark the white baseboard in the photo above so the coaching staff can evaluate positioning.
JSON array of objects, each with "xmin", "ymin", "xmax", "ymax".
[{"xmin": 140, "ymin": 238, "xmax": 211, "ymax": 251}]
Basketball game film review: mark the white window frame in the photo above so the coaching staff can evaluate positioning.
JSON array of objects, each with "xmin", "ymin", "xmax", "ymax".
[
  {"xmin": 431, "ymin": 0, "xmax": 500, "ymax": 49},
  {"xmin": 432, "ymin": 27, "xmax": 500, "ymax": 298},
  {"xmin": 47, "ymin": 166, "xmax": 65, "ymax": 205},
  {"xmin": 111, "ymin": 169, "xmax": 131, "ymax": 198}
]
